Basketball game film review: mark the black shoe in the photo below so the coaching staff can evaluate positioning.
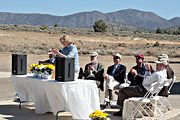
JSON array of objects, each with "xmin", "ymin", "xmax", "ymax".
[
  {"xmin": 108, "ymin": 89, "xmax": 113, "ymax": 100},
  {"xmin": 113, "ymin": 111, "xmax": 122, "ymax": 116},
  {"xmin": 13, "ymin": 98, "xmax": 20, "ymax": 102},
  {"xmin": 100, "ymin": 104, "xmax": 106, "ymax": 110},
  {"xmin": 105, "ymin": 101, "xmax": 111, "ymax": 108}
]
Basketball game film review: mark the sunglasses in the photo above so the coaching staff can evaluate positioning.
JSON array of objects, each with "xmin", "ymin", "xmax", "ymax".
[
  {"xmin": 90, "ymin": 56, "xmax": 97, "ymax": 58},
  {"xmin": 113, "ymin": 56, "xmax": 120, "ymax": 59}
]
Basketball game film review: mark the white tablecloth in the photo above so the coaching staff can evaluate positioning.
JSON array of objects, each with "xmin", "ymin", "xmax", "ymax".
[{"xmin": 11, "ymin": 74, "xmax": 100, "ymax": 119}]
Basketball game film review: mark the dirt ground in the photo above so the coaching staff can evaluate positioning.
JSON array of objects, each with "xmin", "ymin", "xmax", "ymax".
[{"xmin": 0, "ymin": 30, "xmax": 180, "ymax": 57}]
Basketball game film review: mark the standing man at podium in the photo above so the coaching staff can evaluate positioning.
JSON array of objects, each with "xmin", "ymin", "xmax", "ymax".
[{"xmin": 52, "ymin": 35, "xmax": 80, "ymax": 79}]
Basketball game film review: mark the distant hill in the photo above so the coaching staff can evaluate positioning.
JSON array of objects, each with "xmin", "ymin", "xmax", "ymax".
[
  {"xmin": 169, "ymin": 17, "xmax": 180, "ymax": 26},
  {"xmin": 0, "ymin": 9, "xmax": 179, "ymax": 30}
]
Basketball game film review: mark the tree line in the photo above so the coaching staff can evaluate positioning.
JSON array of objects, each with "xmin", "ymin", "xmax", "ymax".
[
  {"xmin": 7, "ymin": 20, "xmax": 180, "ymax": 35},
  {"xmin": 156, "ymin": 27, "xmax": 180, "ymax": 35}
]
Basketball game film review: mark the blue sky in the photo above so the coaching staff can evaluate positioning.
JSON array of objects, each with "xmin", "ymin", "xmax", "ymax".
[{"xmin": 0, "ymin": 0, "xmax": 179, "ymax": 20}]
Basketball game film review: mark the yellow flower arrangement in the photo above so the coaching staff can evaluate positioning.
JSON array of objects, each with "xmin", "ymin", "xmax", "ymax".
[
  {"xmin": 29, "ymin": 63, "xmax": 55, "ymax": 78},
  {"xmin": 44, "ymin": 64, "xmax": 55, "ymax": 71},
  {"xmin": 29, "ymin": 64, "xmax": 38, "ymax": 72},
  {"xmin": 89, "ymin": 110, "xmax": 109, "ymax": 120}
]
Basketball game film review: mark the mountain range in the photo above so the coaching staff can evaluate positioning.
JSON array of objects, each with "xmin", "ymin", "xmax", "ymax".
[{"xmin": 0, "ymin": 9, "xmax": 180, "ymax": 30}]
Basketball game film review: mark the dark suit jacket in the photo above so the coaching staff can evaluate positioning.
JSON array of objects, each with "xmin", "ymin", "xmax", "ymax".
[
  {"xmin": 83, "ymin": 62, "xmax": 104, "ymax": 91},
  {"xmin": 39, "ymin": 58, "xmax": 55, "ymax": 64},
  {"xmin": 107, "ymin": 64, "xmax": 126, "ymax": 84}
]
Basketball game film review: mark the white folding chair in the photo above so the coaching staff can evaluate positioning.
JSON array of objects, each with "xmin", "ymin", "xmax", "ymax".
[
  {"xmin": 168, "ymin": 76, "xmax": 176, "ymax": 94},
  {"xmin": 125, "ymin": 79, "xmax": 168, "ymax": 120},
  {"xmin": 158, "ymin": 76, "xmax": 176, "ymax": 113}
]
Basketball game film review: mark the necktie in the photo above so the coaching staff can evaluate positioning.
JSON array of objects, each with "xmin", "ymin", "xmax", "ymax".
[{"xmin": 112, "ymin": 65, "xmax": 117, "ymax": 76}]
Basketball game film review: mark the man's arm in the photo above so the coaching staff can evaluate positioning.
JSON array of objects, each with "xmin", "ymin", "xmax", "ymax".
[
  {"xmin": 127, "ymin": 70, "xmax": 135, "ymax": 82},
  {"xmin": 143, "ymin": 72, "xmax": 158, "ymax": 86},
  {"xmin": 83, "ymin": 64, "xmax": 90, "ymax": 78}
]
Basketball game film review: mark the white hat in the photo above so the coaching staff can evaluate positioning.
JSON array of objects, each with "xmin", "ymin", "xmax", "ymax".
[
  {"xmin": 158, "ymin": 54, "xmax": 169, "ymax": 61},
  {"xmin": 90, "ymin": 52, "xmax": 98, "ymax": 56},
  {"xmin": 113, "ymin": 53, "xmax": 122, "ymax": 59},
  {"xmin": 154, "ymin": 58, "xmax": 168, "ymax": 65}
]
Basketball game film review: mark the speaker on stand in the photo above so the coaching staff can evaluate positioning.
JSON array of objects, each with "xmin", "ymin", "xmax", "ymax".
[
  {"xmin": 55, "ymin": 56, "xmax": 74, "ymax": 82},
  {"xmin": 12, "ymin": 54, "xmax": 27, "ymax": 75}
]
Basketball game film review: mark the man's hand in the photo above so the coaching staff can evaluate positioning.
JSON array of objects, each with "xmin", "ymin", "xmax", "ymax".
[
  {"xmin": 88, "ymin": 65, "xmax": 94, "ymax": 71},
  {"xmin": 52, "ymin": 48, "xmax": 60, "ymax": 55},
  {"xmin": 144, "ymin": 62, "xmax": 153, "ymax": 71},
  {"xmin": 104, "ymin": 74, "xmax": 109, "ymax": 80},
  {"xmin": 130, "ymin": 68, "xmax": 137, "ymax": 76}
]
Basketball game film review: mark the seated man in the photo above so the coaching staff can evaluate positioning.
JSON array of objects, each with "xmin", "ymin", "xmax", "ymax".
[
  {"xmin": 83, "ymin": 52, "xmax": 104, "ymax": 91},
  {"xmin": 128, "ymin": 53, "xmax": 154, "ymax": 86},
  {"xmin": 113, "ymin": 58, "xmax": 168, "ymax": 116},
  {"xmin": 104, "ymin": 53, "xmax": 126, "ymax": 101},
  {"xmin": 39, "ymin": 51, "xmax": 55, "ymax": 64},
  {"xmin": 158, "ymin": 54, "xmax": 174, "ymax": 97}
]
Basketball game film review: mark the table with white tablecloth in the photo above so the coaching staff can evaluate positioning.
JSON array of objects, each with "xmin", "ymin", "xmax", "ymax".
[{"xmin": 11, "ymin": 74, "xmax": 100, "ymax": 119}]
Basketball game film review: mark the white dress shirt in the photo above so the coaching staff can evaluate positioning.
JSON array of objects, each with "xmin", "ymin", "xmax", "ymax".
[{"xmin": 142, "ymin": 69, "xmax": 167, "ymax": 91}]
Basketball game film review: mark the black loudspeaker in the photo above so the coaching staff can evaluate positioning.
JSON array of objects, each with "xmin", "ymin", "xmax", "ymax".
[
  {"xmin": 55, "ymin": 56, "xmax": 74, "ymax": 82},
  {"xmin": 12, "ymin": 54, "xmax": 27, "ymax": 75}
]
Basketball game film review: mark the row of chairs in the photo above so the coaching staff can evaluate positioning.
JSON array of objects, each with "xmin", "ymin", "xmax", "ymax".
[{"xmin": 123, "ymin": 76, "xmax": 176, "ymax": 120}]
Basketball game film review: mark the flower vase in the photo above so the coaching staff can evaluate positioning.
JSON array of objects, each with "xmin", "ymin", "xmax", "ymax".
[
  {"xmin": 37, "ymin": 73, "xmax": 42, "ymax": 78},
  {"xmin": 32, "ymin": 70, "xmax": 39, "ymax": 78},
  {"xmin": 33, "ymin": 73, "xmax": 38, "ymax": 78},
  {"xmin": 41, "ymin": 73, "xmax": 51, "ymax": 79},
  {"xmin": 47, "ymin": 75, "xmax": 52, "ymax": 79}
]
